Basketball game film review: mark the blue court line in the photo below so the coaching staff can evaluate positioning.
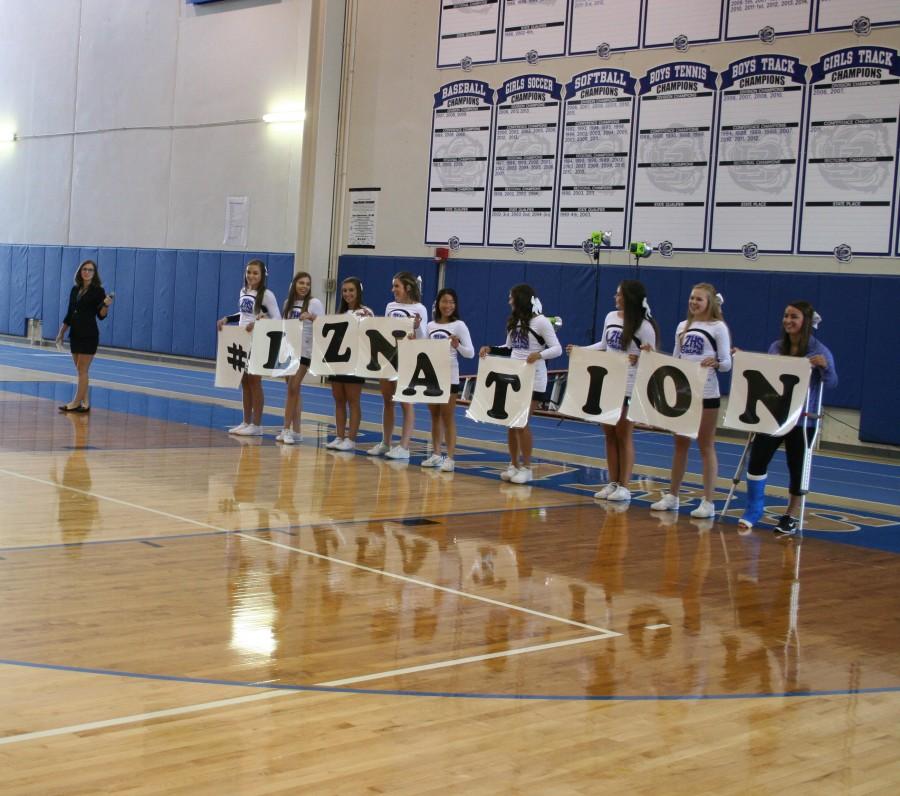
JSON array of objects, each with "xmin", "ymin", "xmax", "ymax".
[{"xmin": 0, "ymin": 657, "xmax": 896, "ymax": 702}]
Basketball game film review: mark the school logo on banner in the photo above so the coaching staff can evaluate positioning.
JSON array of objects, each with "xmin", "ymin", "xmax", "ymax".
[
  {"xmin": 628, "ymin": 350, "xmax": 706, "ymax": 439},
  {"xmin": 557, "ymin": 348, "xmax": 630, "ymax": 426},
  {"xmin": 466, "ymin": 356, "xmax": 535, "ymax": 429},
  {"xmin": 247, "ymin": 319, "xmax": 304, "ymax": 378},
  {"xmin": 310, "ymin": 314, "xmax": 360, "ymax": 377},
  {"xmin": 723, "ymin": 351, "xmax": 812, "ymax": 437},
  {"xmin": 396, "ymin": 339, "xmax": 452, "ymax": 404},
  {"xmin": 215, "ymin": 326, "xmax": 250, "ymax": 388}
]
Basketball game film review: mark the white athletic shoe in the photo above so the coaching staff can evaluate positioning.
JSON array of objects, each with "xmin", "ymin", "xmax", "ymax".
[
  {"xmin": 690, "ymin": 499, "xmax": 716, "ymax": 519},
  {"xmin": 368, "ymin": 441, "xmax": 390, "ymax": 456},
  {"xmin": 385, "ymin": 445, "xmax": 410, "ymax": 460},
  {"xmin": 228, "ymin": 422, "xmax": 248, "ymax": 434},
  {"xmin": 284, "ymin": 430, "xmax": 299, "ymax": 445},
  {"xmin": 651, "ymin": 492, "xmax": 679, "ymax": 511},
  {"xmin": 499, "ymin": 465, "xmax": 519, "ymax": 482},
  {"xmin": 233, "ymin": 423, "xmax": 262, "ymax": 436},
  {"xmin": 606, "ymin": 485, "xmax": 631, "ymax": 502},
  {"xmin": 325, "ymin": 437, "xmax": 343, "ymax": 449},
  {"xmin": 510, "ymin": 467, "xmax": 533, "ymax": 484},
  {"xmin": 440, "ymin": 458, "xmax": 455, "ymax": 472},
  {"xmin": 593, "ymin": 482, "xmax": 617, "ymax": 500},
  {"xmin": 421, "ymin": 454, "xmax": 443, "ymax": 468},
  {"xmin": 336, "ymin": 438, "xmax": 355, "ymax": 451}
]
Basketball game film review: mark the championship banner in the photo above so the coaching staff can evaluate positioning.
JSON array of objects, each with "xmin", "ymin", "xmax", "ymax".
[
  {"xmin": 356, "ymin": 316, "xmax": 415, "ymax": 380},
  {"xmin": 723, "ymin": 351, "xmax": 812, "ymax": 436},
  {"xmin": 557, "ymin": 347, "xmax": 630, "ymax": 425},
  {"xmin": 466, "ymin": 356, "xmax": 535, "ymax": 429},
  {"xmin": 628, "ymin": 350, "xmax": 706, "ymax": 439},
  {"xmin": 215, "ymin": 325, "xmax": 250, "ymax": 388},
  {"xmin": 247, "ymin": 319, "xmax": 303, "ymax": 378},
  {"xmin": 396, "ymin": 339, "xmax": 452, "ymax": 405},
  {"xmin": 310, "ymin": 314, "xmax": 360, "ymax": 377}
]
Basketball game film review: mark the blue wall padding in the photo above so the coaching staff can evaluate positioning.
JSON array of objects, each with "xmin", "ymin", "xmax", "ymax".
[
  {"xmin": 41, "ymin": 246, "xmax": 62, "ymax": 338},
  {"xmin": 9, "ymin": 246, "xmax": 29, "ymax": 336},
  {"xmin": 25, "ymin": 246, "xmax": 44, "ymax": 321},
  {"xmin": 96, "ymin": 247, "xmax": 117, "ymax": 346},
  {"xmin": 0, "ymin": 246, "xmax": 10, "ymax": 333},
  {"xmin": 194, "ymin": 252, "xmax": 221, "ymax": 358},
  {"xmin": 131, "ymin": 249, "xmax": 157, "ymax": 351},
  {"xmin": 172, "ymin": 250, "xmax": 199, "ymax": 356},
  {"xmin": 860, "ymin": 277, "xmax": 900, "ymax": 445},
  {"xmin": 217, "ymin": 252, "xmax": 247, "ymax": 320},
  {"xmin": 151, "ymin": 249, "xmax": 176, "ymax": 352},
  {"xmin": 112, "ymin": 249, "xmax": 136, "ymax": 350}
]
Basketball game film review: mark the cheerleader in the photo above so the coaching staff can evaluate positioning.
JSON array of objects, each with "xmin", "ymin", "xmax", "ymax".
[
  {"xmin": 367, "ymin": 271, "xmax": 428, "ymax": 460},
  {"xmin": 326, "ymin": 277, "xmax": 373, "ymax": 451},
  {"xmin": 478, "ymin": 283, "xmax": 562, "ymax": 485},
  {"xmin": 572, "ymin": 280, "xmax": 658, "ymax": 502},
  {"xmin": 55, "ymin": 259, "xmax": 114, "ymax": 412},
  {"xmin": 650, "ymin": 283, "xmax": 732, "ymax": 518},
  {"xmin": 217, "ymin": 259, "xmax": 280, "ymax": 436},
  {"xmin": 421, "ymin": 288, "xmax": 474, "ymax": 472},
  {"xmin": 277, "ymin": 271, "xmax": 324, "ymax": 444},
  {"xmin": 740, "ymin": 301, "xmax": 837, "ymax": 535}
]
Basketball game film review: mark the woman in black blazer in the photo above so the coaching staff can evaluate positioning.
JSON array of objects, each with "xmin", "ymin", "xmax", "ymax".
[{"xmin": 55, "ymin": 259, "xmax": 113, "ymax": 412}]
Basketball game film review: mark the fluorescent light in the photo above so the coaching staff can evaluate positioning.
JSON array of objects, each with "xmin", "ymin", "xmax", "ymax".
[
  {"xmin": 0, "ymin": 129, "xmax": 15, "ymax": 143},
  {"xmin": 262, "ymin": 110, "xmax": 305, "ymax": 124}
]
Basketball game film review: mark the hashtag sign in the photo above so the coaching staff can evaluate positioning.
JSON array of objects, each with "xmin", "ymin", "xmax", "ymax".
[{"xmin": 226, "ymin": 343, "xmax": 248, "ymax": 372}]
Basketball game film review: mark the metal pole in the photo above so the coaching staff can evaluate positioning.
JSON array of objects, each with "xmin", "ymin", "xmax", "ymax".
[{"xmin": 797, "ymin": 384, "xmax": 824, "ymax": 533}]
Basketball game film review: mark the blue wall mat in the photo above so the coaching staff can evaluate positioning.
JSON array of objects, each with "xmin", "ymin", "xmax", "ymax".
[
  {"xmin": 59, "ymin": 248, "xmax": 81, "ymax": 333},
  {"xmin": 173, "ymin": 250, "xmax": 199, "ymax": 356},
  {"xmin": 268, "ymin": 253, "xmax": 296, "ymax": 310},
  {"xmin": 860, "ymin": 276, "xmax": 900, "ymax": 445},
  {"xmin": 0, "ymin": 246, "xmax": 11, "ymax": 334},
  {"xmin": 25, "ymin": 246, "xmax": 44, "ymax": 321},
  {"xmin": 111, "ymin": 249, "xmax": 136, "ymax": 350},
  {"xmin": 132, "ymin": 249, "xmax": 158, "ymax": 351},
  {"xmin": 96, "ymin": 247, "xmax": 117, "ymax": 346},
  {"xmin": 41, "ymin": 246, "xmax": 63, "ymax": 338},
  {"xmin": 194, "ymin": 251, "xmax": 221, "ymax": 359},
  {"xmin": 151, "ymin": 250, "xmax": 177, "ymax": 352},
  {"xmin": 816, "ymin": 275, "xmax": 870, "ymax": 409},
  {"xmin": 444, "ymin": 259, "xmax": 492, "ymax": 376},
  {"xmin": 9, "ymin": 246, "xmax": 29, "ymax": 337},
  {"xmin": 217, "ymin": 251, "xmax": 247, "ymax": 320}
]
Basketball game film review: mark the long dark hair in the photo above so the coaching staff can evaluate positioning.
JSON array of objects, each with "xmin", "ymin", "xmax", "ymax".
[
  {"xmin": 779, "ymin": 300, "xmax": 815, "ymax": 356},
  {"xmin": 433, "ymin": 288, "xmax": 460, "ymax": 322},
  {"xmin": 283, "ymin": 271, "xmax": 312, "ymax": 316},
  {"xmin": 338, "ymin": 277, "xmax": 365, "ymax": 312},
  {"xmin": 74, "ymin": 259, "xmax": 102, "ymax": 293},
  {"xmin": 243, "ymin": 259, "xmax": 268, "ymax": 316},
  {"xmin": 620, "ymin": 279, "xmax": 659, "ymax": 349},
  {"xmin": 506, "ymin": 283, "xmax": 537, "ymax": 336},
  {"xmin": 393, "ymin": 271, "xmax": 422, "ymax": 303}
]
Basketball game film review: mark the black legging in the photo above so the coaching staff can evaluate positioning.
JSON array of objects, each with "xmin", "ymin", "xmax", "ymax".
[{"xmin": 747, "ymin": 426, "xmax": 814, "ymax": 495}]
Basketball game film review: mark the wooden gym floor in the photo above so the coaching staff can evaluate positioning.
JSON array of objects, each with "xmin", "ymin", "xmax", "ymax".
[{"xmin": 0, "ymin": 363, "xmax": 898, "ymax": 794}]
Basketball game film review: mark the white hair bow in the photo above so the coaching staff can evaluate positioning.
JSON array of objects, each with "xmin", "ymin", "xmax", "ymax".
[
  {"xmin": 716, "ymin": 292, "xmax": 724, "ymax": 306},
  {"xmin": 642, "ymin": 297, "xmax": 652, "ymax": 318},
  {"xmin": 812, "ymin": 311, "xmax": 822, "ymax": 329},
  {"xmin": 530, "ymin": 295, "xmax": 543, "ymax": 314}
]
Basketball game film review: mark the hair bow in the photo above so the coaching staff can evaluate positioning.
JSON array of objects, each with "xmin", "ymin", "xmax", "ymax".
[
  {"xmin": 642, "ymin": 297, "xmax": 653, "ymax": 318},
  {"xmin": 530, "ymin": 295, "xmax": 543, "ymax": 314}
]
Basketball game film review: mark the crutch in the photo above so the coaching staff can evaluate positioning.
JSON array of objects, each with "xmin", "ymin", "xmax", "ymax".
[
  {"xmin": 796, "ymin": 385, "xmax": 824, "ymax": 533},
  {"xmin": 721, "ymin": 432, "xmax": 755, "ymax": 519}
]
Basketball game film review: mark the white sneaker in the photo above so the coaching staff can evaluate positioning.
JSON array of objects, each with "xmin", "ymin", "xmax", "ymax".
[
  {"xmin": 228, "ymin": 422, "xmax": 248, "ymax": 434},
  {"xmin": 690, "ymin": 499, "xmax": 716, "ymax": 519},
  {"xmin": 607, "ymin": 485, "xmax": 631, "ymax": 502},
  {"xmin": 234, "ymin": 423, "xmax": 262, "ymax": 436},
  {"xmin": 368, "ymin": 441, "xmax": 390, "ymax": 456},
  {"xmin": 326, "ymin": 437, "xmax": 343, "ymax": 449},
  {"xmin": 385, "ymin": 445, "xmax": 410, "ymax": 460},
  {"xmin": 421, "ymin": 454, "xmax": 443, "ymax": 468},
  {"xmin": 510, "ymin": 467, "xmax": 533, "ymax": 484},
  {"xmin": 336, "ymin": 438, "xmax": 355, "ymax": 451},
  {"xmin": 499, "ymin": 465, "xmax": 519, "ymax": 482},
  {"xmin": 283, "ymin": 430, "xmax": 299, "ymax": 445},
  {"xmin": 651, "ymin": 493, "xmax": 679, "ymax": 511},
  {"xmin": 593, "ymin": 482, "xmax": 617, "ymax": 500},
  {"xmin": 440, "ymin": 458, "xmax": 455, "ymax": 472}
]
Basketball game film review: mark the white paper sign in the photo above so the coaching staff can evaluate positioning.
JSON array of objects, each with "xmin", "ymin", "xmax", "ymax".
[
  {"xmin": 215, "ymin": 326, "xmax": 251, "ymax": 388},
  {"xmin": 723, "ymin": 351, "xmax": 812, "ymax": 436},
  {"xmin": 247, "ymin": 319, "xmax": 304, "ymax": 378},
  {"xmin": 348, "ymin": 188, "xmax": 379, "ymax": 248},
  {"xmin": 310, "ymin": 314, "xmax": 360, "ymax": 377},
  {"xmin": 628, "ymin": 350, "xmax": 707, "ymax": 438},
  {"xmin": 466, "ymin": 356, "xmax": 535, "ymax": 428},
  {"xmin": 357, "ymin": 316, "xmax": 415, "ymax": 380},
  {"xmin": 396, "ymin": 339, "xmax": 452, "ymax": 404},
  {"xmin": 558, "ymin": 347, "xmax": 630, "ymax": 425},
  {"xmin": 223, "ymin": 196, "xmax": 249, "ymax": 248}
]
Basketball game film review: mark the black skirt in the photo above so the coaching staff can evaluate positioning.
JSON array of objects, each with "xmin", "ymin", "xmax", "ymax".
[{"xmin": 69, "ymin": 330, "xmax": 99, "ymax": 355}]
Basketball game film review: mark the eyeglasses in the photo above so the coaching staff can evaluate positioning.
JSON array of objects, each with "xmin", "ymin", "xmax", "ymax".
[{"xmin": 82, "ymin": 267, "xmax": 95, "ymax": 272}]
